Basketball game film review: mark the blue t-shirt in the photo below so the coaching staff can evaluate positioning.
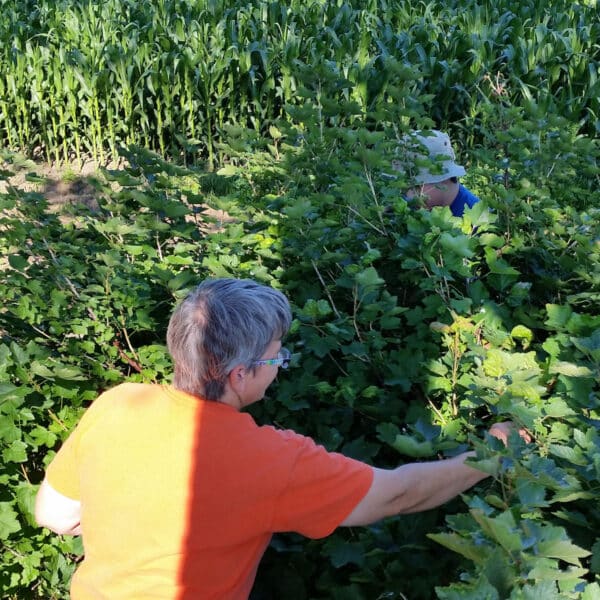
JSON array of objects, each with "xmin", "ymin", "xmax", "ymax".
[{"xmin": 450, "ymin": 184, "xmax": 480, "ymax": 217}]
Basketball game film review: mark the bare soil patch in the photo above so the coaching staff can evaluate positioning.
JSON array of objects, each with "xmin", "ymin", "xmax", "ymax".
[
  {"xmin": 1, "ymin": 157, "xmax": 120, "ymax": 212},
  {"xmin": 1, "ymin": 155, "xmax": 234, "ymax": 232}
]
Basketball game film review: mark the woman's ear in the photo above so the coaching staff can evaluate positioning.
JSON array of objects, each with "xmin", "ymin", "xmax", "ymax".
[{"xmin": 228, "ymin": 364, "xmax": 247, "ymax": 391}]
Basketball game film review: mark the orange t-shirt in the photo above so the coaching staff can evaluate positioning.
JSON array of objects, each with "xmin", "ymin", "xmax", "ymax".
[{"xmin": 46, "ymin": 383, "xmax": 373, "ymax": 599}]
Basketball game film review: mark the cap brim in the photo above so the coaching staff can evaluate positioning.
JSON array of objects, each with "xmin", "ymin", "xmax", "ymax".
[{"xmin": 415, "ymin": 162, "xmax": 466, "ymax": 184}]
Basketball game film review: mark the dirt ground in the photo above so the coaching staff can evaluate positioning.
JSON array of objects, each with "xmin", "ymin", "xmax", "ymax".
[
  {"xmin": 1, "ymin": 154, "xmax": 234, "ymax": 232},
  {"xmin": 0, "ymin": 156, "xmax": 119, "ymax": 212}
]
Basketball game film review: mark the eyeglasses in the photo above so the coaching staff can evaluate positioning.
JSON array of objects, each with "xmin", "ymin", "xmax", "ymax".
[{"xmin": 252, "ymin": 347, "xmax": 291, "ymax": 369}]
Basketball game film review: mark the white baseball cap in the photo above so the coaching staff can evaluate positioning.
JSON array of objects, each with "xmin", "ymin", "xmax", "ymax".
[{"xmin": 393, "ymin": 130, "xmax": 466, "ymax": 185}]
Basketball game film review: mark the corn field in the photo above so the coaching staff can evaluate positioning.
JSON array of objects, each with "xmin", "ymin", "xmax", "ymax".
[{"xmin": 0, "ymin": 0, "xmax": 599, "ymax": 167}]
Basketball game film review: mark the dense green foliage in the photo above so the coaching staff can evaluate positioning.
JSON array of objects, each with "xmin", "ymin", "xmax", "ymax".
[
  {"xmin": 0, "ymin": 0, "xmax": 599, "ymax": 166},
  {"xmin": 1, "ymin": 1, "xmax": 600, "ymax": 599},
  {"xmin": 2, "ymin": 105, "xmax": 600, "ymax": 599}
]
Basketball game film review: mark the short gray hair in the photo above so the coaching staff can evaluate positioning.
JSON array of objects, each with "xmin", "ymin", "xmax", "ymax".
[{"xmin": 167, "ymin": 278, "xmax": 292, "ymax": 401}]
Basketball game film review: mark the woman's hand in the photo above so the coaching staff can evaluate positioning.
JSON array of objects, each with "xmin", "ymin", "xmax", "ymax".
[{"xmin": 489, "ymin": 421, "xmax": 532, "ymax": 446}]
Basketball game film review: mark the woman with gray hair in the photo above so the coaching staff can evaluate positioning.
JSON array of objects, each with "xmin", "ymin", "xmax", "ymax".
[
  {"xmin": 35, "ymin": 278, "xmax": 524, "ymax": 600},
  {"xmin": 167, "ymin": 278, "xmax": 292, "ymax": 402}
]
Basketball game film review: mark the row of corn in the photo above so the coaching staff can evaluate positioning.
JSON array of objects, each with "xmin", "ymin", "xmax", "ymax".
[{"xmin": 0, "ymin": 0, "xmax": 598, "ymax": 167}]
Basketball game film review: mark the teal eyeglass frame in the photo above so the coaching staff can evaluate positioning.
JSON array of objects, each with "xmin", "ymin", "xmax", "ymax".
[{"xmin": 252, "ymin": 347, "xmax": 291, "ymax": 369}]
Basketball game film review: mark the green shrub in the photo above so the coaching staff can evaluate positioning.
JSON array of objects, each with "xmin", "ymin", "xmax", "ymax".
[{"xmin": 1, "ymin": 2, "xmax": 599, "ymax": 598}]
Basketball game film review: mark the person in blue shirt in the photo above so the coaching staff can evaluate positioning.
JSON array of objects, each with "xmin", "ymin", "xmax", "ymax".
[{"xmin": 393, "ymin": 130, "xmax": 480, "ymax": 217}]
